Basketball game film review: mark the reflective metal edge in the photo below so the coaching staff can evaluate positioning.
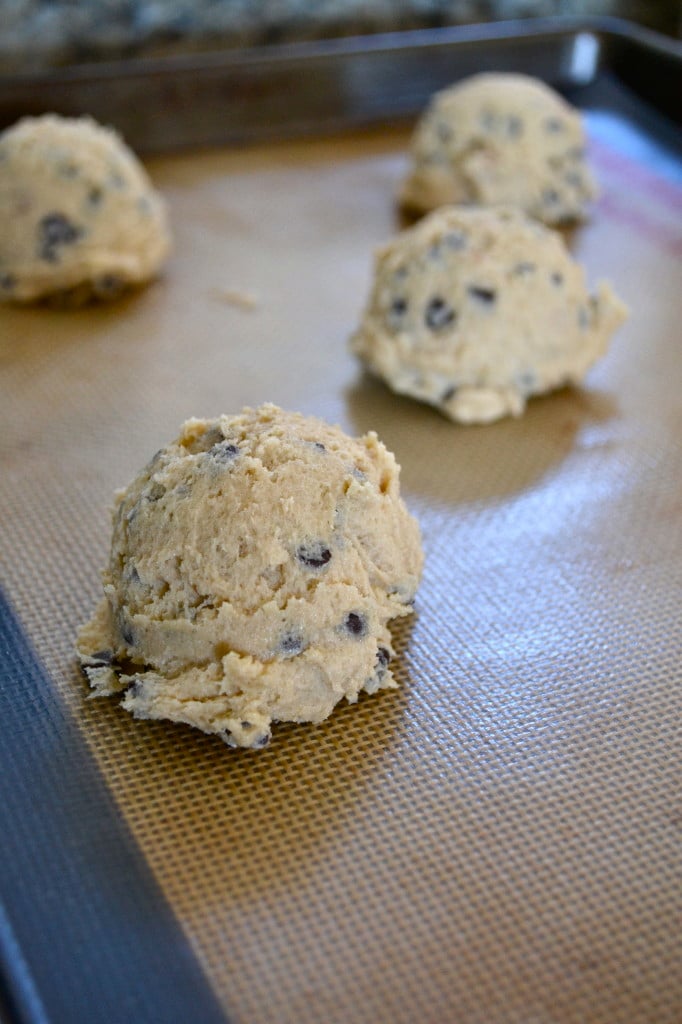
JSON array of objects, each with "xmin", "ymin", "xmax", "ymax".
[
  {"xmin": 0, "ymin": 16, "xmax": 680, "ymax": 152},
  {"xmin": 0, "ymin": 589, "xmax": 229, "ymax": 1024}
]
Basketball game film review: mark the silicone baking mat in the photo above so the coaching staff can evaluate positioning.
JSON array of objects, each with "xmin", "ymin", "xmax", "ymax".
[{"xmin": 0, "ymin": 75, "xmax": 680, "ymax": 1023}]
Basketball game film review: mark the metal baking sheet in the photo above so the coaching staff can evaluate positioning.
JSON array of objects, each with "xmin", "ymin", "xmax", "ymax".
[
  {"xmin": 0, "ymin": 16, "xmax": 681, "ymax": 152},
  {"xmin": 0, "ymin": 20, "xmax": 681, "ymax": 1024}
]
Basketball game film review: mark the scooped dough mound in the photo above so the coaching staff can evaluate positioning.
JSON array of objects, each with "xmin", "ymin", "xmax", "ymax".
[
  {"xmin": 0, "ymin": 114, "xmax": 171, "ymax": 303},
  {"xmin": 351, "ymin": 206, "xmax": 628, "ymax": 424},
  {"xmin": 399, "ymin": 73, "xmax": 597, "ymax": 225},
  {"xmin": 78, "ymin": 405, "xmax": 423, "ymax": 750}
]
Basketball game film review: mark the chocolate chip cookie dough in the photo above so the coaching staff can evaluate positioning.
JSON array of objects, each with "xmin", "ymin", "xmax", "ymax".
[
  {"xmin": 399, "ymin": 73, "xmax": 597, "ymax": 226},
  {"xmin": 78, "ymin": 405, "xmax": 423, "ymax": 750},
  {"xmin": 0, "ymin": 114, "xmax": 171, "ymax": 303},
  {"xmin": 351, "ymin": 206, "xmax": 628, "ymax": 424}
]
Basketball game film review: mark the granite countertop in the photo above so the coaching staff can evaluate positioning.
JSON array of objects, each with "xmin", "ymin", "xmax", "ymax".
[{"xmin": 1, "ymin": 0, "xmax": 678, "ymax": 73}]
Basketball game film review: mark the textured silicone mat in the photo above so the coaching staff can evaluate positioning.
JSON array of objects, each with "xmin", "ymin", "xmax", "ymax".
[{"xmin": 0, "ymin": 79, "xmax": 680, "ymax": 1023}]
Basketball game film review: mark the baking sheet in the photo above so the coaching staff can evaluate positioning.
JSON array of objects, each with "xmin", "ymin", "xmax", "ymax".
[
  {"xmin": 1, "ymin": 17, "xmax": 681, "ymax": 151},
  {"xmin": 0, "ymin": 58, "xmax": 681, "ymax": 1024}
]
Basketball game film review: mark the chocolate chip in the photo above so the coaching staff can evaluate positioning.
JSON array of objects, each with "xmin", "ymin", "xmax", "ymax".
[
  {"xmin": 210, "ymin": 440, "xmax": 239, "ymax": 462},
  {"xmin": 578, "ymin": 306, "xmax": 591, "ymax": 329},
  {"xmin": 506, "ymin": 115, "xmax": 523, "ymax": 138},
  {"xmin": 516, "ymin": 370, "xmax": 537, "ymax": 392},
  {"xmin": 125, "ymin": 564, "xmax": 141, "ymax": 585},
  {"xmin": 94, "ymin": 274, "xmax": 125, "ymax": 298},
  {"xmin": 38, "ymin": 213, "xmax": 82, "ymax": 262},
  {"xmin": 425, "ymin": 296, "xmax": 456, "ymax": 331},
  {"xmin": 296, "ymin": 542, "xmax": 332, "ymax": 569},
  {"xmin": 468, "ymin": 285, "xmax": 497, "ymax": 305},
  {"xmin": 239, "ymin": 721, "xmax": 272, "ymax": 749},
  {"xmin": 376, "ymin": 647, "xmax": 391, "ymax": 669},
  {"xmin": 441, "ymin": 385, "xmax": 457, "ymax": 403},
  {"xmin": 313, "ymin": 442, "xmax": 327, "ymax": 453},
  {"xmin": 120, "ymin": 621, "xmax": 135, "ymax": 646},
  {"xmin": 542, "ymin": 188, "xmax": 560, "ymax": 205},
  {"xmin": 0, "ymin": 272, "xmax": 16, "ymax": 291},
  {"xmin": 280, "ymin": 633, "xmax": 305, "ymax": 658},
  {"xmin": 88, "ymin": 187, "xmax": 103, "ymax": 206},
  {"xmin": 343, "ymin": 612, "xmax": 368, "ymax": 638},
  {"xmin": 480, "ymin": 109, "xmax": 496, "ymax": 131},
  {"xmin": 544, "ymin": 117, "xmax": 565, "ymax": 133},
  {"xmin": 564, "ymin": 170, "xmax": 584, "ymax": 189},
  {"xmin": 444, "ymin": 230, "xmax": 467, "ymax": 251},
  {"xmin": 513, "ymin": 262, "xmax": 536, "ymax": 277},
  {"xmin": 90, "ymin": 649, "xmax": 113, "ymax": 665},
  {"xmin": 386, "ymin": 295, "xmax": 409, "ymax": 331},
  {"xmin": 59, "ymin": 163, "xmax": 78, "ymax": 178},
  {"xmin": 551, "ymin": 272, "xmax": 564, "ymax": 286}
]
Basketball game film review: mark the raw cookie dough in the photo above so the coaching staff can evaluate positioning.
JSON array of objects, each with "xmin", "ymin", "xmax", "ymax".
[
  {"xmin": 351, "ymin": 205, "xmax": 628, "ymax": 424},
  {"xmin": 399, "ymin": 73, "xmax": 597, "ymax": 226},
  {"xmin": 0, "ymin": 114, "xmax": 171, "ymax": 303},
  {"xmin": 78, "ymin": 404, "xmax": 423, "ymax": 750}
]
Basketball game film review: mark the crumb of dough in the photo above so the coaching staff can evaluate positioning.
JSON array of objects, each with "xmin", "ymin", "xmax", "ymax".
[
  {"xmin": 207, "ymin": 287, "xmax": 260, "ymax": 311},
  {"xmin": 77, "ymin": 404, "xmax": 423, "ymax": 750}
]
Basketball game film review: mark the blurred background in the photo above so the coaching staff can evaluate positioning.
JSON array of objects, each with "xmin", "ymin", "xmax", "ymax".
[{"xmin": 1, "ymin": 0, "xmax": 680, "ymax": 73}]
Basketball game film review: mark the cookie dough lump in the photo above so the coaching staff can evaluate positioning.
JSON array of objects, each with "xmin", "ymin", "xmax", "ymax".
[
  {"xmin": 399, "ymin": 73, "xmax": 597, "ymax": 225},
  {"xmin": 351, "ymin": 206, "xmax": 628, "ymax": 424},
  {"xmin": 0, "ymin": 114, "xmax": 170, "ymax": 303},
  {"xmin": 78, "ymin": 405, "xmax": 423, "ymax": 750}
]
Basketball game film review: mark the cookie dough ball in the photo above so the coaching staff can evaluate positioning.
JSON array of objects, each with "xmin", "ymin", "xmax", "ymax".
[
  {"xmin": 351, "ymin": 206, "xmax": 628, "ymax": 424},
  {"xmin": 0, "ymin": 114, "xmax": 171, "ymax": 303},
  {"xmin": 399, "ymin": 73, "xmax": 597, "ymax": 226},
  {"xmin": 77, "ymin": 405, "xmax": 423, "ymax": 750}
]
